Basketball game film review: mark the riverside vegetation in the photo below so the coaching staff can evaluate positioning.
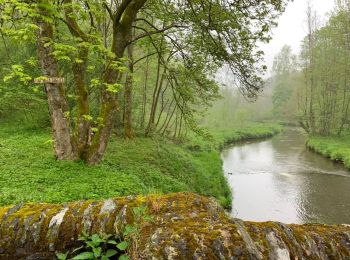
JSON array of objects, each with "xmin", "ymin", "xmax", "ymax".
[
  {"xmin": 0, "ymin": 0, "xmax": 287, "ymax": 209},
  {"xmin": 0, "ymin": 122, "xmax": 282, "ymax": 209},
  {"xmin": 1, "ymin": 1, "xmax": 350, "ymax": 258},
  {"xmin": 307, "ymin": 135, "xmax": 350, "ymax": 169},
  {"xmin": 266, "ymin": 1, "xmax": 350, "ymax": 170}
]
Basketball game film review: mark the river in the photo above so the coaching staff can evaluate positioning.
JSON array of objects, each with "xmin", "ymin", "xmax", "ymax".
[{"xmin": 221, "ymin": 128, "xmax": 350, "ymax": 224}]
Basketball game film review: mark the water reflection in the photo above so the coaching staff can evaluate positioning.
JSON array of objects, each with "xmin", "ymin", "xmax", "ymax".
[{"xmin": 222, "ymin": 128, "xmax": 350, "ymax": 224}]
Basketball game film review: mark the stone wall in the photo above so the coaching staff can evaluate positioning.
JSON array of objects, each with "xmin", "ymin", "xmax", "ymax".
[{"xmin": 0, "ymin": 193, "xmax": 349, "ymax": 259}]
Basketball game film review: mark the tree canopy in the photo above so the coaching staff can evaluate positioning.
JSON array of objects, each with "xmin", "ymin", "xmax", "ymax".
[{"xmin": 0, "ymin": 0, "xmax": 287, "ymax": 163}]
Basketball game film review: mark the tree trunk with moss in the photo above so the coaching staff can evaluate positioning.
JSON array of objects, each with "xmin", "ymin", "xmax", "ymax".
[
  {"xmin": 86, "ymin": 0, "xmax": 146, "ymax": 164},
  {"xmin": 36, "ymin": 3, "xmax": 76, "ymax": 161},
  {"xmin": 0, "ymin": 193, "xmax": 349, "ymax": 259}
]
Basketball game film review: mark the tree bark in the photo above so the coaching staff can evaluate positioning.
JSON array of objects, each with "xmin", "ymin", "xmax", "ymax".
[
  {"xmin": 36, "ymin": 3, "xmax": 76, "ymax": 161},
  {"xmin": 0, "ymin": 193, "xmax": 349, "ymax": 259},
  {"xmin": 87, "ymin": 0, "xmax": 147, "ymax": 164},
  {"xmin": 63, "ymin": 0, "xmax": 91, "ymax": 160},
  {"xmin": 72, "ymin": 47, "xmax": 90, "ymax": 160}
]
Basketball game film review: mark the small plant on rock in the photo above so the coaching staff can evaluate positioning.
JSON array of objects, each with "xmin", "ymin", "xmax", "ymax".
[
  {"xmin": 56, "ymin": 206, "xmax": 153, "ymax": 260},
  {"xmin": 56, "ymin": 232, "xmax": 129, "ymax": 260}
]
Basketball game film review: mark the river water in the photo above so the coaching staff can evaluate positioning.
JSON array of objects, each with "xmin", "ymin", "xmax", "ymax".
[{"xmin": 221, "ymin": 128, "xmax": 350, "ymax": 224}]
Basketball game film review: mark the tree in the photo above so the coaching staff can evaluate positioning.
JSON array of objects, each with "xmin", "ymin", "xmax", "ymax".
[
  {"xmin": 298, "ymin": 0, "xmax": 350, "ymax": 135},
  {"xmin": 271, "ymin": 45, "xmax": 299, "ymax": 120},
  {"xmin": 0, "ymin": 0, "xmax": 288, "ymax": 164}
]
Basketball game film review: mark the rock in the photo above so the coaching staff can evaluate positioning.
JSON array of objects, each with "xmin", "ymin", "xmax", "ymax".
[
  {"xmin": 232, "ymin": 218, "xmax": 263, "ymax": 259},
  {"xmin": 266, "ymin": 230, "xmax": 290, "ymax": 260},
  {"xmin": 0, "ymin": 192, "xmax": 349, "ymax": 259}
]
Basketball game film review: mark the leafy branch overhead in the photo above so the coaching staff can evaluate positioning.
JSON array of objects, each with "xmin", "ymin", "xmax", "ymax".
[{"xmin": 0, "ymin": 0, "xmax": 288, "ymax": 164}]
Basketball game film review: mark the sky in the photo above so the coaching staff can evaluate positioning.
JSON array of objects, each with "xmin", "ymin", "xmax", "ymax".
[{"xmin": 262, "ymin": 0, "xmax": 336, "ymax": 73}]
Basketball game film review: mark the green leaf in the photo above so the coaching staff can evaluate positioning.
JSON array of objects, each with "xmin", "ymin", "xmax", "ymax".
[
  {"xmin": 72, "ymin": 252, "xmax": 94, "ymax": 260},
  {"xmin": 143, "ymin": 215, "xmax": 154, "ymax": 222},
  {"xmin": 90, "ymin": 234, "xmax": 104, "ymax": 245},
  {"xmin": 3, "ymin": 75, "xmax": 13, "ymax": 82},
  {"xmin": 123, "ymin": 225, "xmax": 137, "ymax": 236},
  {"xmin": 93, "ymin": 247, "xmax": 102, "ymax": 257},
  {"xmin": 116, "ymin": 241, "xmax": 128, "ymax": 251},
  {"xmin": 118, "ymin": 255, "xmax": 129, "ymax": 260},
  {"xmin": 82, "ymin": 115, "xmax": 93, "ymax": 121},
  {"xmin": 85, "ymin": 241, "xmax": 95, "ymax": 249},
  {"xmin": 55, "ymin": 252, "xmax": 68, "ymax": 260},
  {"xmin": 105, "ymin": 249, "xmax": 118, "ymax": 257},
  {"xmin": 91, "ymin": 127, "xmax": 99, "ymax": 133},
  {"xmin": 107, "ymin": 239, "xmax": 117, "ymax": 245}
]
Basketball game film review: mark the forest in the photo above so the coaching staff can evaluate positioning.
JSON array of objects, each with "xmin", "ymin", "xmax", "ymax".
[
  {"xmin": 268, "ymin": 0, "xmax": 350, "ymax": 166},
  {"xmin": 0, "ymin": 0, "xmax": 286, "ymax": 206},
  {"xmin": 1, "ymin": 0, "xmax": 350, "ymax": 259}
]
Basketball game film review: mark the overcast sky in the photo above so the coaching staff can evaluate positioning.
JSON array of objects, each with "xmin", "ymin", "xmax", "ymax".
[{"xmin": 262, "ymin": 0, "xmax": 336, "ymax": 74}]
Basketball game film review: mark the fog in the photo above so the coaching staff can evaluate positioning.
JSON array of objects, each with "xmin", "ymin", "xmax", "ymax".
[{"xmin": 262, "ymin": 0, "xmax": 335, "ymax": 74}]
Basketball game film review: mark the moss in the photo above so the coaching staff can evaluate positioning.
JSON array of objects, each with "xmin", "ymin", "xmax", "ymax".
[
  {"xmin": 0, "ymin": 206, "xmax": 10, "ymax": 219},
  {"xmin": 1, "ymin": 193, "xmax": 349, "ymax": 259}
]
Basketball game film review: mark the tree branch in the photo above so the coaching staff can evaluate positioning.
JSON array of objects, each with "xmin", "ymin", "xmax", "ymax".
[
  {"xmin": 129, "ymin": 24, "xmax": 187, "ymax": 45},
  {"xmin": 115, "ymin": 0, "xmax": 133, "ymax": 23}
]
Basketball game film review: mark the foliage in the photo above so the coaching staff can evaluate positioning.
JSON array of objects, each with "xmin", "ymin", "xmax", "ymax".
[
  {"xmin": 298, "ymin": 1, "xmax": 350, "ymax": 135},
  {"xmin": 202, "ymin": 85, "xmax": 275, "ymax": 130},
  {"xmin": 0, "ymin": 0, "xmax": 288, "ymax": 163},
  {"xmin": 271, "ymin": 45, "xmax": 299, "ymax": 120},
  {"xmin": 307, "ymin": 134, "xmax": 350, "ymax": 169},
  {"xmin": 0, "ymin": 121, "xmax": 281, "ymax": 208},
  {"xmin": 55, "ymin": 206, "xmax": 153, "ymax": 260},
  {"xmin": 56, "ymin": 233, "xmax": 128, "ymax": 260},
  {"xmin": 0, "ymin": 123, "xmax": 230, "ymax": 208}
]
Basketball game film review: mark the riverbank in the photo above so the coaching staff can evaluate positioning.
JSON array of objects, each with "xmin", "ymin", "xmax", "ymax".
[
  {"xmin": 307, "ymin": 135, "xmax": 350, "ymax": 169},
  {"xmin": 212, "ymin": 123, "xmax": 283, "ymax": 149},
  {"xmin": 0, "ymin": 123, "xmax": 282, "ymax": 208}
]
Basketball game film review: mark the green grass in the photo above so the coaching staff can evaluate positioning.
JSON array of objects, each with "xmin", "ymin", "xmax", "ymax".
[
  {"xmin": 0, "ymin": 122, "xmax": 282, "ymax": 208},
  {"xmin": 307, "ymin": 134, "xmax": 350, "ymax": 169},
  {"xmin": 188, "ymin": 123, "xmax": 283, "ymax": 151}
]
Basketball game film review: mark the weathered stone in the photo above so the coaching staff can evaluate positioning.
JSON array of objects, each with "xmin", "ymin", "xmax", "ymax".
[
  {"xmin": 0, "ymin": 192, "xmax": 349, "ymax": 259},
  {"xmin": 99, "ymin": 199, "xmax": 117, "ymax": 234},
  {"xmin": 265, "ymin": 230, "xmax": 290, "ymax": 260},
  {"xmin": 232, "ymin": 218, "xmax": 264, "ymax": 259},
  {"xmin": 81, "ymin": 204, "xmax": 94, "ymax": 233},
  {"xmin": 277, "ymin": 222, "xmax": 304, "ymax": 259},
  {"xmin": 46, "ymin": 207, "xmax": 69, "ymax": 251}
]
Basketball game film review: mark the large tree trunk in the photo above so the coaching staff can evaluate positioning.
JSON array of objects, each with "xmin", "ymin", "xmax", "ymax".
[
  {"xmin": 72, "ymin": 47, "xmax": 90, "ymax": 160},
  {"xmin": 0, "ymin": 193, "xmax": 349, "ymax": 259},
  {"xmin": 87, "ymin": 0, "xmax": 147, "ymax": 164},
  {"xmin": 36, "ymin": 4, "xmax": 76, "ymax": 161},
  {"xmin": 62, "ymin": 0, "xmax": 91, "ymax": 160}
]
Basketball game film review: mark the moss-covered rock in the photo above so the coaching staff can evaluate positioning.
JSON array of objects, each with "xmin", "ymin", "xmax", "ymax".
[{"xmin": 0, "ymin": 193, "xmax": 349, "ymax": 259}]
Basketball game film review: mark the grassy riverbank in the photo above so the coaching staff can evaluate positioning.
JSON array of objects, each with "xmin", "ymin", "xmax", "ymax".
[
  {"xmin": 307, "ymin": 135, "xmax": 350, "ymax": 169},
  {"xmin": 0, "ymin": 123, "xmax": 282, "ymax": 208}
]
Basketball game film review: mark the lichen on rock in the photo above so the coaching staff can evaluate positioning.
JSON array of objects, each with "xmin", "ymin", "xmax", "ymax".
[{"xmin": 0, "ymin": 192, "xmax": 349, "ymax": 259}]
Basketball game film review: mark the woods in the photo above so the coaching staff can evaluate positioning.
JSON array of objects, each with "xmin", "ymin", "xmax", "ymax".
[
  {"xmin": 299, "ymin": 1, "xmax": 350, "ymax": 135},
  {"xmin": 269, "ymin": 1, "xmax": 350, "ymax": 136},
  {"xmin": 0, "ymin": 0, "xmax": 286, "ymax": 164},
  {"xmin": 2, "ymin": 1, "xmax": 350, "ymax": 258}
]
